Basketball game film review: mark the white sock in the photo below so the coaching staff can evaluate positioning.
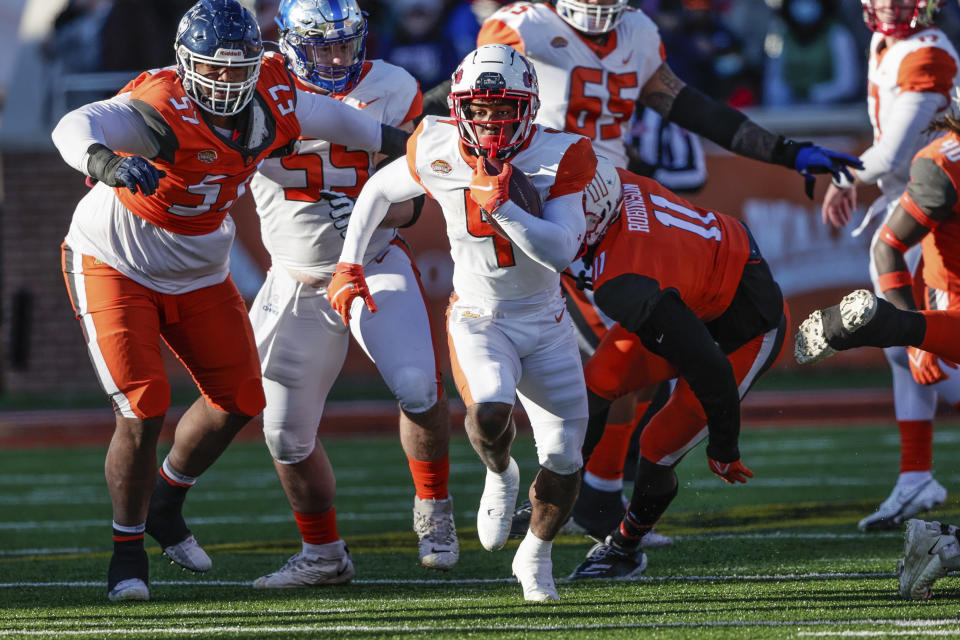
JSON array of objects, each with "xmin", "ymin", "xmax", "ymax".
[
  {"xmin": 897, "ymin": 471, "xmax": 933, "ymax": 488},
  {"xmin": 303, "ymin": 540, "xmax": 342, "ymax": 559},
  {"xmin": 519, "ymin": 529, "xmax": 552, "ymax": 559},
  {"xmin": 162, "ymin": 457, "xmax": 198, "ymax": 486},
  {"xmin": 584, "ymin": 471, "xmax": 624, "ymax": 493}
]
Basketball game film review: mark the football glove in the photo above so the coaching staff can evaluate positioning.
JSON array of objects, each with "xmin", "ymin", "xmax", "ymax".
[
  {"xmin": 327, "ymin": 261, "xmax": 376, "ymax": 325},
  {"xmin": 469, "ymin": 158, "xmax": 513, "ymax": 215},
  {"xmin": 707, "ymin": 456, "xmax": 754, "ymax": 484},
  {"xmin": 908, "ymin": 346, "xmax": 957, "ymax": 385},
  {"xmin": 86, "ymin": 144, "xmax": 165, "ymax": 196},
  {"xmin": 774, "ymin": 138, "xmax": 863, "ymax": 200},
  {"xmin": 320, "ymin": 190, "xmax": 354, "ymax": 238}
]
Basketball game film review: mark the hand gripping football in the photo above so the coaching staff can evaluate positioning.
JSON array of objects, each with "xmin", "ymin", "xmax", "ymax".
[{"xmin": 481, "ymin": 158, "xmax": 542, "ymax": 236}]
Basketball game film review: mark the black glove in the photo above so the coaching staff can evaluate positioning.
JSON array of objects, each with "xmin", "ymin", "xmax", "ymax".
[{"xmin": 86, "ymin": 143, "xmax": 165, "ymax": 196}]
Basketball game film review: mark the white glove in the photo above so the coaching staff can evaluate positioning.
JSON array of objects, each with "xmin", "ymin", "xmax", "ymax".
[{"xmin": 320, "ymin": 190, "xmax": 355, "ymax": 238}]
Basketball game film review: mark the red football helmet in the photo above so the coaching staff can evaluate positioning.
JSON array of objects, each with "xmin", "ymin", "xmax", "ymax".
[{"xmin": 861, "ymin": 0, "xmax": 944, "ymax": 37}]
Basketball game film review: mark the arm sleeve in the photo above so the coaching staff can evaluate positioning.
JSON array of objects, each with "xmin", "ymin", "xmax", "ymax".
[
  {"xmin": 339, "ymin": 156, "xmax": 426, "ymax": 264},
  {"xmin": 50, "ymin": 93, "xmax": 160, "ymax": 175},
  {"xmin": 295, "ymin": 88, "xmax": 384, "ymax": 152},
  {"xmin": 595, "ymin": 277, "xmax": 741, "ymax": 461},
  {"xmin": 489, "ymin": 192, "xmax": 586, "ymax": 272},
  {"xmin": 857, "ymin": 91, "xmax": 946, "ymax": 184}
]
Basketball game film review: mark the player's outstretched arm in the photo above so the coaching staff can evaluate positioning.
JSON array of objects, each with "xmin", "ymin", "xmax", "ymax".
[
  {"xmin": 641, "ymin": 62, "xmax": 862, "ymax": 198},
  {"xmin": 594, "ymin": 277, "xmax": 749, "ymax": 482},
  {"xmin": 296, "ymin": 89, "xmax": 409, "ymax": 159}
]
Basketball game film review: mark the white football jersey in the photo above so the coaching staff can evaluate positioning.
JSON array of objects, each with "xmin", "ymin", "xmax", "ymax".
[
  {"xmin": 409, "ymin": 117, "xmax": 592, "ymax": 304},
  {"xmin": 479, "ymin": 2, "xmax": 663, "ymax": 168},
  {"xmin": 251, "ymin": 60, "xmax": 421, "ymax": 278},
  {"xmin": 867, "ymin": 28, "xmax": 959, "ymax": 199}
]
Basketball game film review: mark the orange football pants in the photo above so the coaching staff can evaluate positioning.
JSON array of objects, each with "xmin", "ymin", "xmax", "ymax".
[{"xmin": 62, "ymin": 246, "xmax": 265, "ymax": 419}]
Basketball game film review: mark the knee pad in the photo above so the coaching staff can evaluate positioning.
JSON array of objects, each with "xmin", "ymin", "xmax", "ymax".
[
  {"xmin": 123, "ymin": 378, "xmax": 171, "ymax": 419},
  {"xmin": 389, "ymin": 365, "xmax": 436, "ymax": 414},
  {"xmin": 263, "ymin": 419, "xmax": 317, "ymax": 465},
  {"xmin": 534, "ymin": 416, "xmax": 586, "ymax": 475}
]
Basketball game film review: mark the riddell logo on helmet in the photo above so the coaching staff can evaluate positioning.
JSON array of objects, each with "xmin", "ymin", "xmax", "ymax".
[
  {"xmin": 550, "ymin": 37, "xmax": 568, "ymax": 48},
  {"xmin": 430, "ymin": 160, "xmax": 452, "ymax": 174},
  {"xmin": 215, "ymin": 49, "xmax": 244, "ymax": 59}
]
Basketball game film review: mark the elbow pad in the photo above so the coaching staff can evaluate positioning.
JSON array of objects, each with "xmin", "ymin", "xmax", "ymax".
[{"xmin": 667, "ymin": 85, "xmax": 747, "ymax": 151}]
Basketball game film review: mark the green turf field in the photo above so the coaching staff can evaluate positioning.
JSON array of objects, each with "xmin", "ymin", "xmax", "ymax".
[{"xmin": 3, "ymin": 423, "xmax": 960, "ymax": 638}]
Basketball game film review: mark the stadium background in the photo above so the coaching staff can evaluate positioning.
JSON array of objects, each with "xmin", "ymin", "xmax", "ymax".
[{"xmin": 0, "ymin": 0, "xmax": 937, "ymax": 409}]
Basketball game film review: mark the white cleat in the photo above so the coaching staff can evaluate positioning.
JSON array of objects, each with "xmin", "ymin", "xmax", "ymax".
[
  {"xmin": 413, "ymin": 495, "xmax": 460, "ymax": 570},
  {"xmin": 511, "ymin": 548, "xmax": 559, "ymax": 602},
  {"xmin": 795, "ymin": 289, "xmax": 877, "ymax": 364},
  {"xmin": 859, "ymin": 478, "xmax": 947, "ymax": 531},
  {"xmin": 640, "ymin": 529, "xmax": 674, "ymax": 549},
  {"xmin": 898, "ymin": 519, "xmax": 960, "ymax": 599},
  {"xmin": 477, "ymin": 457, "xmax": 520, "ymax": 551},
  {"xmin": 161, "ymin": 534, "xmax": 212, "ymax": 573},
  {"xmin": 107, "ymin": 578, "xmax": 150, "ymax": 602},
  {"xmin": 253, "ymin": 540, "xmax": 355, "ymax": 589}
]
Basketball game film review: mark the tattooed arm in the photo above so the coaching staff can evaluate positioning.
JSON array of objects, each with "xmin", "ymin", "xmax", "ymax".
[{"xmin": 640, "ymin": 62, "xmax": 860, "ymax": 191}]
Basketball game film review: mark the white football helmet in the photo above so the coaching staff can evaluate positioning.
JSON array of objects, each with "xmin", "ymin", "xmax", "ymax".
[
  {"xmin": 861, "ymin": 0, "xmax": 943, "ymax": 37},
  {"xmin": 555, "ymin": 0, "xmax": 629, "ymax": 35},
  {"xmin": 448, "ymin": 44, "xmax": 540, "ymax": 160},
  {"xmin": 583, "ymin": 155, "xmax": 622, "ymax": 247}
]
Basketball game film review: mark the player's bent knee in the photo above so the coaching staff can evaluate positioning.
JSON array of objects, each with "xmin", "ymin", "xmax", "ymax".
[
  {"xmin": 390, "ymin": 366, "xmax": 436, "ymax": 414},
  {"xmin": 263, "ymin": 421, "xmax": 317, "ymax": 465},
  {"xmin": 125, "ymin": 379, "xmax": 172, "ymax": 419},
  {"xmin": 212, "ymin": 376, "xmax": 266, "ymax": 417},
  {"xmin": 539, "ymin": 450, "xmax": 583, "ymax": 476}
]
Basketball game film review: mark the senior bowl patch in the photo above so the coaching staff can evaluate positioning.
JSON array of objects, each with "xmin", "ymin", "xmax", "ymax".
[
  {"xmin": 431, "ymin": 159, "xmax": 452, "ymax": 175},
  {"xmin": 550, "ymin": 37, "xmax": 568, "ymax": 48},
  {"xmin": 198, "ymin": 149, "xmax": 218, "ymax": 163}
]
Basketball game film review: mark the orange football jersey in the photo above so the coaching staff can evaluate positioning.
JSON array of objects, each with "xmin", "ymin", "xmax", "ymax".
[
  {"xmin": 115, "ymin": 54, "xmax": 302, "ymax": 235},
  {"xmin": 591, "ymin": 170, "xmax": 750, "ymax": 321}
]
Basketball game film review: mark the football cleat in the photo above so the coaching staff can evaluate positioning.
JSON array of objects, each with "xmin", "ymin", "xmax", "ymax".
[
  {"xmin": 413, "ymin": 496, "xmax": 460, "ymax": 570},
  {"xmin": 897, "ymin": 519, "xmax": 960, "ymax": 599},
  {"xmin": 107, "ymin": 578, "xmax": 150, "ymax": 602},
  {"xmin": 568, "ymin": 536, "xmax": 648, "ymax": 580},
  {"xmin": 858, "ymin": 477, "xmax": 947, "ymax": 531},
  {"xmin": 795, "ymin": 289, "xmax": 878, "ymax": 364},
  {"xmin": 160, "ymin": 534, "xmax": 212, "ymax": 573},
  {"xmin": 511, "ymin": 546, "xmax": 559, "ymax": 602},
  {"xmin": 477, "ymin": 457, "xmax": 520, "ymax": 551},
  {"xmin": 571, "ymin": 482, "xmax": 629, "ymax": 540},
  {"xmin": 253, "ymin": 541, "xmax": 355, "ymax": 589}
]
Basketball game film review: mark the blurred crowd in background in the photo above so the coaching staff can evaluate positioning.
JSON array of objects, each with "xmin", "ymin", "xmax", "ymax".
[{"xmin": 40, "ymin": 0, "xmax": 960, "ymax": 109}]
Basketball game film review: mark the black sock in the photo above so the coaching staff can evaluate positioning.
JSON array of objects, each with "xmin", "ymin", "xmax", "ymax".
[
  {"xmin": 108, "ymin": 528, "xmax": 148, "ymax": 591},
  {"xmin": 145, "ymin": 473, "xmax": 191, "ymax": 546}
]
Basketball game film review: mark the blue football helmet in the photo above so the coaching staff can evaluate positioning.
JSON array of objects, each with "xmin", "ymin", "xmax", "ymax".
[
  {"xmin": 175, "ymin": 0, "xmax": 263, "ymax": 116},
  {"xmin": 276, "ymin": 0, "xmax": 368, "ymax": 94}
]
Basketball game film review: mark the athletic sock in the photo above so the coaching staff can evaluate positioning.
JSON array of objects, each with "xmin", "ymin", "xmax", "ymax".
[
  {"xmin": 584, "ymin": 410, "xmax": 645, "ymax": 483},
  {"xmin": 898, "ymin": 420, "xmax": 933, "ymax": 473},
  {"xmin": 294, "ymin": 508, "xmax": 339, "ymax": 546},
  {"xmin": 920, "ymin": 310, "xmax": 960, "ymax": 362},
  {"xmin": 145, "ymin": 458, "xmax": 195, "ymax": 546},
  {"xmin": 108, "ymin": 521, "xmax": 148, "ymax": 590},
  {"xmin": 407, "ymin": 454, "xmax": 449, "ymax": 500}
]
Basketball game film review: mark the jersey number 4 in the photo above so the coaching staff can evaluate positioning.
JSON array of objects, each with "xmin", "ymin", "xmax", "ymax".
[
  {"xmin": 566, "ymin": 68, "xmax": 638, "ymax": 141},
  {"xmin": 463, "ymin": 190, "xmax": 516, "ymax": 267}
]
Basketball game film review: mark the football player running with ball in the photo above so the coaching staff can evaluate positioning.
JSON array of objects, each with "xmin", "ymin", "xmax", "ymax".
[
  {"xmin": 51, "ymin": 0, "xmax": 407, "ymax": 602},
  {"xmin": 330, "ymin": 44, "xmax": 597, "ymax": 602},
  {"xmin": 246, "ymin": 0, "xmax": 459, "ymax": 588}
]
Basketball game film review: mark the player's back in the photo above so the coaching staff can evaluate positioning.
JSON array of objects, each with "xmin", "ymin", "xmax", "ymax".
[
  {"xmin": 252, "ymin": 59, "xmax": 422, "ymax": 277},
  {"xmin": 409, "ymin": 116, "xmax": 592, "ymax": 304},
  {"xmin": 478, "ymin": 2, "xmax": 662, "ymax": 168},
  {"xmin": 592, "ymin": 170, "xmax": 750, "ymax": 321}
]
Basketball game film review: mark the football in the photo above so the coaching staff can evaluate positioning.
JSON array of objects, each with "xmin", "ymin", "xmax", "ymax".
[{"xmin": 481, "ymin": 158, "xmax": 543, "ymax": 237}]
